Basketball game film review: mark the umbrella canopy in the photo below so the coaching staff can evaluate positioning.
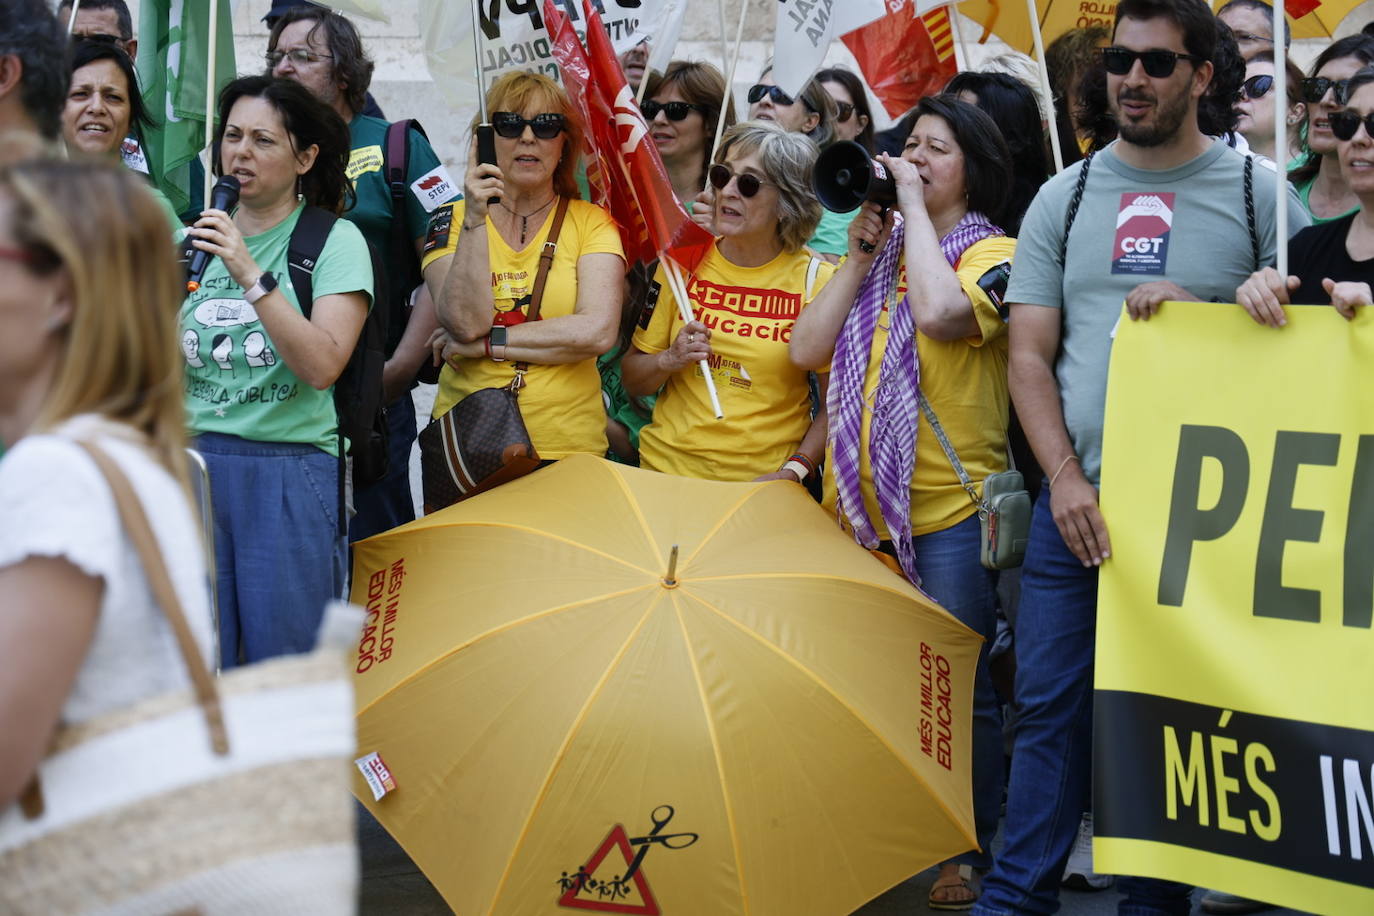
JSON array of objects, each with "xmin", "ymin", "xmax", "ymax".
[{"xmin": 349, "ymin": 456, "xmax": 982, "ymax": 916}]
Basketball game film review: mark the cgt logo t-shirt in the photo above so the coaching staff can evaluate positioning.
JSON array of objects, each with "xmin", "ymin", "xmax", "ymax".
[{"xmin": 1112, "ymin": 192, "xmax": 1174, "ymax": 275}]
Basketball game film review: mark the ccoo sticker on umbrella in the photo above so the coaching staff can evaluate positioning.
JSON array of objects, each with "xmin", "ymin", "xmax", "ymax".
[{"xmin": 355, "ymin": 751, "xmax": 397, "ymax": 801}]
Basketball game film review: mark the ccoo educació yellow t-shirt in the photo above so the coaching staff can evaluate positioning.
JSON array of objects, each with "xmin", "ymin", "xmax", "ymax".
[
  {"xmin": 421, "ymin": 198, "xmax": 625, "ymax": 459},
  {"xmin": 631, "ymin": 243, "xmax": 835, "ymax": 480},
  {"xmin": 822, "ymin": 235, "xmax": 1017, "ymax": 537}
]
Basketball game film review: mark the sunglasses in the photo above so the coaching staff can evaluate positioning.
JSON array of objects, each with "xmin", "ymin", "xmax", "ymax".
[
  {"xmin": 640, "ymin": 100, "xmax": 705, "ymax": 121},
  {"xmin": 1101, "ymin": 46, "xmax": 1206, "ymax": 78},
  {"xmin": 832, "ymin": 99, "xmax": 856, "ymax": 123},
  {"xmin": 708, "ymin": 164, "xmax": 774, "ymax": 198},
  {"xmin": 491, "ymin": 111, "xmax": 566, "ymax": 140},
  {"xmin": 265, "ymin": 47, "xmax": 334, "ymax": 68},
  {"xmin": 747, "ymin": 83, "xmax": 816, "ymax": 113},
  {"xmin": 1328, "ymin": 109, "xmax": 1374, "ymax": 141},
  {"xmin": 1302, "ymin": 77, "xmax": 1352, "ymax": 104},
  {"xmin": 1238, "ymin": 74, "xmax": 1274, "ymax": 101}
]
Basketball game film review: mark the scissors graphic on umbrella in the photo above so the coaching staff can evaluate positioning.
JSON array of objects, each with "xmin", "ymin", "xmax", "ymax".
[{"xmin": 623, "ymin": 806, "xmax": 697, "ymax": 881}]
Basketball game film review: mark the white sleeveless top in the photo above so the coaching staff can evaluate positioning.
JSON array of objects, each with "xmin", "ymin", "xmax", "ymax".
[{"xmin": 0, "ymin": 415, "xmax": 213, "ymax": 723}]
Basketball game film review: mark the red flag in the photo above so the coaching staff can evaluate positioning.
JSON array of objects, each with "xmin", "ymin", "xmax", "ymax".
[
  {"xmin": 842, "ymin": 2, "xmax": 958, "ymax": 120},
  {"xmin": 543, "ymin": 0, "xmax": 714, "ymax": 271},
  {"xmin": 1284, "ymin": 0, "xmax": 1321, "ymax": 19}
]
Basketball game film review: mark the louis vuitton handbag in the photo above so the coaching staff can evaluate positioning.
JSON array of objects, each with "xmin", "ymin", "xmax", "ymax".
[
  {"xmin": 418, "ymin": 198, "xmax": 570, "ymax": 512},
  {"xmin": 0, "ymin": 441, "xmax": 359, "ymax": 916}
]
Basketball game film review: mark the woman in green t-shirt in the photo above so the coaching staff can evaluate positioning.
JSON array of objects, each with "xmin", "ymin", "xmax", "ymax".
[{"xmin": 180, "ymin": 76, "xmax": 373, "ymax": 668}]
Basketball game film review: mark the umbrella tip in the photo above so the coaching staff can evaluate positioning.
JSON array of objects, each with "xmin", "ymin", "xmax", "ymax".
[{"xmin": 662, "ymin": 544, "xmax": 680, "ymax": 588}]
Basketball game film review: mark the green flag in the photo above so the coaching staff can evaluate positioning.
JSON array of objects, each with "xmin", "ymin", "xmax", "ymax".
[{"xmin": 136, "ymin": 0, "xmax": 237, "ymax": 214}]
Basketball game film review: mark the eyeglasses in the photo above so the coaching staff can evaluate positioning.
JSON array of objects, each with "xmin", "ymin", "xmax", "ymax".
[
  {"xmin": 0, "ymin": 246, "xmax": 36, "ymax": 265},
  {"xmin": 492, "ymin": 111, "xmax": 566, "ymax": 139},
  {"xmin": 1101, "ymin": 46, "xmax": 1207, "ymax": 78},
  {"xmin": 640, "ymin": 100, "xmax": 705, "ymax": 121},
  {"xmin": 832, "ymin": 100, "xmax": 856, "ymax": 123},
  {"xmin": 1238, "ymin": 74, "xmax": 1274, "ymax": 101},
  {"xmin": 1302, "ymin": 76, "xmax": 1352, "ymax": 104},
  {"xmin": 266, "ymin": 48, "xmax": 334, "ymax": 68},
  {"xmin": 1328, "ymin": 109, "xmax": 1374, "ymax": 141},
  {"xmin": 1231, "ymin": 30, "xmax": 1274, "ymax": 46},
  {"xmin": 707, "ymin": 164, "xmax": 774, "ymax": 198}
]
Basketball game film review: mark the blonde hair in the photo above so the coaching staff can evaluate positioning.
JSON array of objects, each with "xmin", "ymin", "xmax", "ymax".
[
  {"xmin": 713, "ymin": 121, "xmax": 821, "ymax": 253},
  {"xmin": 480, "ymin": 71, "xmax": 584, "ymax": 199},
  {"xmin": 5, "ymin": 157, "xmax": 190, "ymax": 485}
]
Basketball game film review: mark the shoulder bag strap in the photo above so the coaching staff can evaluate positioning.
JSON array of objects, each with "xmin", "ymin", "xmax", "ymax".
[
  {"xmin": 510, "ymin": 197, "xmax": 571, "ymax": 388},
  {"xmin": 1243, "ymin": 154, "xmax": 1259, "ymax": 270},
  {"xmin": 916, "ymin": 392, "xmax": 983, "ymax": 509},
  {"xmin": 1060, "ymin": 151, "xmax": 1094, "ymax": 267},
  {"xmin": 74, "ymin": 441, "xmax": 229, "ymax": 754}
]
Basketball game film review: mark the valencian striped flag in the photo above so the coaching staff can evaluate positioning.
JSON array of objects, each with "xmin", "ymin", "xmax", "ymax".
[
  {"xmin": 843, "ymin": 1, "xmax": 958, "ymax": 119},
  {"xmin": 136, "ymin": 0, "xmax": 237, "ymax": 214}
]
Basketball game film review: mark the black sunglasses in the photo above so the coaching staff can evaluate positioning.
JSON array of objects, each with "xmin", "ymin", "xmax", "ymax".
[
  {"xmin": 748, "ymin": 83, "xmax": 814, "ymax": 112},
  {"xmin": 1329, "ymin": 109, "xmax": 1374, "ymax": 141},
  {"xmin": 1101, "ymin": 46, "xmax": 1206, "ymax": 78},
  {"xmin": 640, "ymin": 100, "xmax": 705, "ymax": 121},
  {"xmin": 491, "ymin": 111, "xmax": 566, "ymax": 140},
  {"xmin": 1238, "ymin": 74, "xmax": 1274, "ymax": 101},
  {"xmin": 1302, "ymin": 77, "xmax": 1352, "ymax": 104},
  {"xmin": 708, "ymin": 164, "xmax": 773, "ymax": 198},
  {"xmin": 832, "ymin": 99, "xmax": 856, "ymax": 123}
]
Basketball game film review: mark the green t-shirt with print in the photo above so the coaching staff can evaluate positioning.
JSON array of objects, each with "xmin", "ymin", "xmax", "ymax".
[
  {"xmin": 345, "ymin": 115, "xmax": 457, "ymax": 352},
  {"xmin": 179, "ymin": 202, "xmax": 373, "ymax": 456},
  {"xmin": 807, "ymin": 206, "xmax": 857, "ymax": 257}
]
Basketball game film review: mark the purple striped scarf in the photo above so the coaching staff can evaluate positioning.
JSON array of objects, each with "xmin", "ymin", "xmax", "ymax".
[{"xmin": 827, "ymin": 210, "xmax": 1003, "ymax": 584}]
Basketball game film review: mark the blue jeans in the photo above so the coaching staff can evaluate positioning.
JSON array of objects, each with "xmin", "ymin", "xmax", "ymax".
[
  {"xmin": 350, "ymin": 394, "xmax": 417, "ymax": 542},
  {"xmin": 196, "ymin": 433, "xmax": 347, "ymax": 668},
  {"xmin": 911, "ymin": 513, "xmax": 1004, "ymax": 872},
  {"xmin": 974, "ymin": 488, "xmax": 1097, "ymax": 915},
  {"xmin": 1117, "ymin": 877, "xmax": 1193, "ymax": 915}
]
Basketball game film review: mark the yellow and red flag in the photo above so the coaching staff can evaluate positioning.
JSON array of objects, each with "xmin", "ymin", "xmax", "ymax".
[{"xmin": 842, "ymin": 2, "xmax": 958, "ymax": 120}]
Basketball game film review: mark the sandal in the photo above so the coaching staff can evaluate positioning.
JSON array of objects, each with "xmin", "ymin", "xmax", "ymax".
[{"xmin": 929, "ymin": 863, "xmax": 980, "ymax": 911}]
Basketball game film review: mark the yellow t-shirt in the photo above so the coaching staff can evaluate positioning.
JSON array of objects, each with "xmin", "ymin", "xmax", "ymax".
[
  {"xmin": 421, "ymin": 199, "xmax": 625, "ymax": 459},
  {"xmin": 631, "ymin": 244, "xmax": 836, "ymax": 480},
  {"xmin": 823, "ymin": 236, "xmax": 1016, "ymax": 536}
]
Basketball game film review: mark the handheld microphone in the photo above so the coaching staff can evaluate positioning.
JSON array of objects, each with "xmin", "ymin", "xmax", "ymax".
[{"xmin": 186, "ymin": 175, "xmax": 241, "ymax": 293}]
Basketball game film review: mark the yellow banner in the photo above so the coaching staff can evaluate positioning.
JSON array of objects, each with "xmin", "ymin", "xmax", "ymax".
[{"xmin": 1094, "ymin": 301, "xmax": 1374, "ymax": 913}]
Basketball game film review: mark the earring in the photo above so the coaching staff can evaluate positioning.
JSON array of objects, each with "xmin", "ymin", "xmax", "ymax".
[{"xmin": 46, "ymin": 313, "xmax": 66, "ymax": 333}]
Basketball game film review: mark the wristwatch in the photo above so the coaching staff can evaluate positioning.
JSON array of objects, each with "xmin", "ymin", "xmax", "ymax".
[
  {"xmin": 489, "ymin": 325, "xmax": 508, "ymax": 362},
  {"xmin": 244, "ymin": 272, "xmax": 278, "ymax": 306}
]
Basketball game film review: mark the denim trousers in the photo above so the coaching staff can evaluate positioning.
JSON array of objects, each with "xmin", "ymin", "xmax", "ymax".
[
  {"xmin": 910, "ymin": 512, "xmax": 1004, "ymax": 872},
  {"xmin": 973, "ymin": 489, "xmax": 1192, "ymax": 915},
  {"xmin": 196, "ymin": 432, "xmax": 347, "ymax": 668},
  {"xmin": 350, "ymin": 394, "xmax": 418, "ymax": 543}
]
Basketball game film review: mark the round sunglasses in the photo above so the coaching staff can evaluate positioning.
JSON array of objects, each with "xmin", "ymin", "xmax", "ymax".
[
  {"xmin": 1238, "ymin": 74, "xmax": 1274, "ymax": 101},
  {"xmin": 1101, "ymin": 46, "xmax": 1206, "ymax": 78},
  {"xmin": 491, "ymin": 111, "xmax": 566, "ymax": 140},
  {"xmin": 640, "ymin": 99, "xmax": 706, "ymax": 122},
  {"xmin": 832, "ymin": 99, "xmax": 856, "ymax": 123},
  {"xmin": 707, "ymin": 164, "xmax": 774, "ymax": 198},
  {"xmin": 1301, "ymin": 77, "xmax": 1352, "ymax": 104},
  {"xmin": 1329, "ymin": 109, "xmax": 1374, "ymax": 141}
]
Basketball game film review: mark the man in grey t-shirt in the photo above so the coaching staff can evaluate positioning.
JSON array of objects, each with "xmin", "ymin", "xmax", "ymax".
[{"xmin": 972, "ymin": 0, "xmax": 1308, "ymax": 913}]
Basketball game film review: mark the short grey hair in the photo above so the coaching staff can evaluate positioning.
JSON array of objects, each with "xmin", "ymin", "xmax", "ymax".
[{"xmin": 713, "ymin": 121, "xmax": 822, "ymax": 253}]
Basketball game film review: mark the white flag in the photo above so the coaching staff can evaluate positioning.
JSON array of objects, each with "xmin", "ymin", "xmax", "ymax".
[
  {"xmin": 771, "ymin": 0, "xmax": 887, "ymax": 97},
  {"xmin": 316, "ymin": 0, "xmax": 390, "ymax": 24},
  {"xmin": 644, "ymin": 0, "xmax": 688, "ymax": 74}
]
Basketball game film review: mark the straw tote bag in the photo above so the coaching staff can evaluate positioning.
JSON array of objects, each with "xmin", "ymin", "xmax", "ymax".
[{"xmin": 0, "ymin": 441, "xmax": 360, "ymax": 916}]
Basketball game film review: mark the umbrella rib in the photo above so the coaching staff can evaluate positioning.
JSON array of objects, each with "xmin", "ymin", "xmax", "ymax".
[
  {"xmin": 678, "ymin": 484, "xmax": 767, "ymax": 568},
  {"xmin": 484, "ymin": 590, "xmax": 668, "ymax": 916},
  {"xmin": 680, "ymin": 587, "xmax": 979, "ymax": 850},
  {"xmin": 667, "ymin": 590, "xmax": 752, "ymax": 915},
  {"xmin": 437, "ymin": 520, "xmax": 657, "ymax": 576},
  {"xmin": 354, "ymin": 583, "xmax": 660, "ymax": 720},
  {"xmin": 603, "ymin": 463, "xmax": 670, "ymax": 565}
]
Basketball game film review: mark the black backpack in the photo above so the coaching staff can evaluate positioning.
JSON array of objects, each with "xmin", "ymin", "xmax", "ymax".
[{"xmin": 289, "ymin": 206, "xmax": 389, "ymax": 498}]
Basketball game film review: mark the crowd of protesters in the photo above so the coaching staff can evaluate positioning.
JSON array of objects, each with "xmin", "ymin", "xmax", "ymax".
[{"xmin": 0, "ymin": 0, "xmax": 1369, "ymax": 913}]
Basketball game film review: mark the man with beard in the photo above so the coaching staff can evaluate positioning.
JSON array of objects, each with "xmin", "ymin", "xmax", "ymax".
[{"xmin": 970, "ymin": 0, "xmax": 1308, "ymax": 914}]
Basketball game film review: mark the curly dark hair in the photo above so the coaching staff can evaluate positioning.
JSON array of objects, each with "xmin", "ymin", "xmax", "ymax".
[
  {"xmin": 266, "ymin": 6, "xmax": 374, "ymax": 117},
  {"xmin": 1200, "ymin": 20, "xmax": 1245, "ymax": 137},
  {"xmin": 213, "ymin": 76, "xmax": 354, "ymax": 215}
]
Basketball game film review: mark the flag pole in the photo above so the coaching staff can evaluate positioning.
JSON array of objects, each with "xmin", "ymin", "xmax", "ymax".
[
  {"xmin": 205, "ymin": 0, "xmax": 219, "ymax": 207},
  {"xmin": 947, "ymin": 4, "xmax": 970, "ymax": 73},
  {"xmin": 1025, "ymin": 0, "xmax": 1065, "ymax": 173},
  {"xmin": 67, "ymin": 0, "xmax": 82, "ymax": 33},
  {"xmin": 662, "ymin": 256, "xmax": 724, "ymax": 418},
  {"xmin": 707, "ymin": 0, "xmax": 749, "ymax": 181},
  {"xmin": 1274, "ymin": 10, "xmax": 1289, "ymax": 277}
]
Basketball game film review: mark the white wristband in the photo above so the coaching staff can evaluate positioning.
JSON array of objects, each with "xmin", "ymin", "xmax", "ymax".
[{"xmin": 782, "ymin": 459, "xmax": 810, "ymax": 482}]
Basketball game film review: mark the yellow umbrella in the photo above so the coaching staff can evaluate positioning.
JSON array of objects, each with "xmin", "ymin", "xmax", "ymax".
[
  {"xmin": 955, "ymin": 0, "xmax": 1363, "ymax": 54},
  {"xmin": 348, "ymin": 455, "xmax": 982, "ymax": 916}
]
